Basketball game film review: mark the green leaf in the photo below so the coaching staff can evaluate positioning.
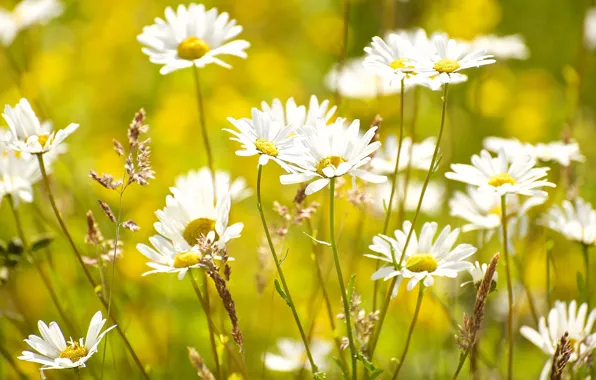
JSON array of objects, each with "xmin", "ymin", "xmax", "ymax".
[
  {"xmin": 356, "ymin": 352, "xmax": 383, "ymax": 379},
  {"xmin": 332, "ymin": 357, "xmax": 349, "ymax": 380},
  {"xmin": 273, "ymin": 279, "xmax": 291, "ymax": 306},
  {"xmin": 30, "ymin": 234, "xmax": 54, "ymax": 252}
]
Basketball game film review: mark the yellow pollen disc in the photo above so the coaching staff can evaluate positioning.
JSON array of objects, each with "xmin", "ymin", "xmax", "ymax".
[
  {"xmin": 389, "ymin": 58, "xmax": 410, "ymax": 70},
  {"xmin": 177, "ymin": 36, "xmax": 210, "ymax": 61},
  {"xmin": 173, "ymin": 251, "xmax": 202, "ymax": 268},
  {"xmin": 59, "ymin": 342, "xmax": 88, "ymax": 362},
  {"xmin": 316, "ymin": 156, "xmax": 345, "ymax": 176},
  {"xmin": 183, "ymin": 218, "xmax": 216, "ymax": 246},
  {"xmin": 30, "ymin": 134, "xmax": 50, "ymax": 147},
  {"xmin": 405, "ymin": 254, "xmax": 438, "ymax": 273},
  {"xmin": 433, "ymin": 59, "xmax": 460, "ymax": 73},
  {"xmin": 488, "ymin": 173, "xmax": 516, "ymax": 187},
  {"xmin": 489, "ymin": 206, "xmax": 502, "ymax": 216},
  {"xmin": 255, "ymin": 138, "xmax": 279, "ymax": 157}
]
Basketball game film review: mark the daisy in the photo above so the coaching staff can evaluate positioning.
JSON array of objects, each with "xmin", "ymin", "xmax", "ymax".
[
  {"xmin": 280, "ymin": 118, "xmax": 387, "ymax": 195},
  {"xmin": 370, "ymin": 136, "xmax": 436, "ymax": 174},
  {"xmin": 18, "ymin": 311, "xmax": 115, "ymax": 378},
  {"xmin": 325, "ymin": 57, "xmax": 401, "ymax": 99},
  {"xmin": 540, "ymin": 197, "xmax": 596, "ymax": 246},
  {"xmin": 0, "ymin": 0, "xmax": 63, "ymax": 46},
  {"xmin": 260, "ymin": 95, "xmax": 336, "ymax": 129},
  {"xmin": 520, "ymin": 300, "xmax": 596, "ymax": 380},
  {"xmin": 483, "ymin": 137, "xmax": 584, "ymax": 167},
  {"xmin": 470, "ymin": 34, "xmax": 529, "ymax": 60},
  {"xmin": 363, "ymin": 33, "xmax": 418, "ymax": 86},
  {"xmin": 461, "ymin": 261, "xmax": 498, "ymax": 289},
  {"xmin": 3, "ymin": 98, "xmax": 78, "ymax": 154},
  {"xmin": 366, "ymin": 221, "xmax": 476, "ymax": 294},
  {"xmin": 408, "ymin": 33, "xmax": 495, "ymax": 85},
  {"xmin": 264, "ymin": 338, "xmax": 332, "ymax": 372},
  {"xmin": 371, "ymin": 179, "xmax": 445, "ymax": 217},
  {"xmin": 137, "ymin": 3, "xmax": 250, "ymax": 75},
  {"xmin": 445, "ymin": 149, "xmax": 555, "ymax": 197},
  {"xmin": 187, "ymin": 167, "xmax": 252, "ymax": 203},
  {"xmin": 225, "ymin": 108, "xmax": 307, "ymax": 171}
]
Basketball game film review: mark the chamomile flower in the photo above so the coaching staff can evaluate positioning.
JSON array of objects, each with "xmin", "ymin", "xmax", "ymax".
[
  {"xmin": 185, "ymin": 167, "xmax": 252, "ymax": 203},
  {"xmin": 225, "ymin": 108, "xmax": 307, "ymax": 171},
  {"xmin": 445, "ymin": 149, "xmax": 555, "ymax": 197},
  {"xmin": 370, "ymin": 136, "xmax": 436, "ymax": 174},
  {"xmin": 461, "ymin": 261, "xmax": 498, "ymax": 289},
  {"xmin": 363, "ymin": 33, "xmax": 418, "ymax": 85},
  {"xmin": 408, "ymin": 33, "xmax": 495, "ymax": 85},
  {"xmin": 540, "ymin": 197, "xmax": 596, "ymax": 246},
  {"xmin": 520, "ymin": 300, "xmax": 596, "ymax": 380},
  {"xmin": 137, "ymin": 3, "xmax": 250, "ymax": 75},
  {"xmin": 366, "ymin": 221, "xmax": 476, "ymax": 295},
  {"xmin": 137, "ymin": 233, "xmax": 204, "ymax": 280},
  {"xmin": 264, "ymin": 338, "xmax": 332, "ymax": 372},
  {"xmin": 260, "ymin": 95, "xmax": 336, "ymax": 129},
  {"xmin": 3, "ymin": 98, "xmax": 78, "ymax": 154},
  {"xmin": 280, "ymin": 118, "xmax": 387, "ymax": 195},
  {"xmin": 0, "ymin": 0, "xmax": 63, "ymax": 46},
  {"xmin": 470, "ymin": 34, "xmax": 529, "ymax": 60},
  {"xmin": 18, "ymin": 311, "xmax": 115, "ymax": 378},
  {"xmin": 371, "ymin": 179, "xmax": 445, "ymax": 216},
  {"xmin": 325, "ymin": 57, "xmax": 400, "ymax": 99},
  {"xmin": 483, "ymin": 137, "xmax": 584, "ymax": 167}
]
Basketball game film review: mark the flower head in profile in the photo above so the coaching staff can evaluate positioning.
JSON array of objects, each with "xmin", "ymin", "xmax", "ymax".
[
  {"xmin": 137, "ymin": 3, "xmax": 250, "ymax": 75},
  {"xmin": 280, "ymin": 118, "xmax": 387, "ymax": 195},
  {"xmin": 483, "ymin": 137, "xmax": 584, "ymax": 167},
  {"xmin": 363, "ymin": 33, "xmax": 418, "ymax": 86},
  {"xmin": 370, "ymin": 136, "xmax": 436, "ymax": 174},
  {"xmin": 540, "ymin": 197, "xmax": 596, "ymax": 246},
  {"xmin": 461, "ymin": 261, "xmax": 498, "ymax": 291},
  {"xmin": 264, "ymin": 338, "xmax": 332, "ymax": 372},
  {"xmin": 520, "ymin": 300, "xmax": 596, "ymax": 380},
  {"xmin": 408, "ymin": 33, "xmax": 495, "ymax": 85},
  {"xmin": 18, "ymin": 311, "xmax": 115, "ymax": 378},
  {"xmin": 366, "ymin": 221, "xmax": 476, "ymax": 296},
  {"xmin": 260, "ymin": 95, "xmax": 336, "ymax": 129},
  {"xmin": 190, "ymin": 167, "xmax": 252, "ymax": 203},
  {"xmin": 325, "ymin": 57, "xmax": 401, "ymax": 99},
  {"xmin": 470, "ymin": 34, "xmax": 529, "ymax": 60},
  {"xmin": 3, "ymin": 98, "xmax": 78, "ymax": 154},
  {"xmin": 445, "ymin": 149, "xmax": 555, "ymax": 197},
  {"xmin": 0, "ymin": 0, "xmax": 63, "ymax": 46},
  {"xmin": 225, "ymin": 108, "xmax": 307, "ymax": 171}
]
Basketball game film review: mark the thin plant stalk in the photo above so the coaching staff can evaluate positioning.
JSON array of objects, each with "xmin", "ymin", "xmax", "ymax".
[
  {"xmin": 500, "ymin": 195, "xmax": 513, "ymax": 380},
  {"xmin": 391, "ymin": 285, "xmax": 425, "ymax": 379},
  {"xmin": 452, "ymin": 348, "xmax": 470, "ymax": 379},
  {"xmin": 329, "ymin": 178, "xmax": 357, "ymax": 380},
  {"xmin": 256, "ymin": 165, "xmax": 318, "ymax": 373},
  {"xmin": 0, "ymin": 342, "xmax": 27, "ymax": 380},
  {"xmin": 35, "ymin": 154, "xmax": 149, "ymax": 379},
  {"xmin": 192, "ymin": 66, "xmax": 215, "ymax": 185},
  {"xmin": 368, "ymin": 84, "xmax": 449, "ymax": 360},
  {"xmin": 582, "ymin": 243, "xmax": 590, "ymax": 309}
]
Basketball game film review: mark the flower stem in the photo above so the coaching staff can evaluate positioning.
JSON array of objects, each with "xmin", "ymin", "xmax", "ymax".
[
  {"xmin": 192, "ymin": 66, "xmax": 216, "ymax": 191},
  {"xmin": 329, "ymin": 178, "xmax": 358, "ymax": 380},
  {"xmin": 0, "ymin": 338, "xmax": 27, "ymax": 379},
  {"xmin": 500, "ymin": 195, "xmax": 513, "ymax": 380},
  {"xmin": 368, "ymin": 83, "xmax": 449, "ymax": 360},
  {"xmin": 35, "ymin": 154, "xmax": 149, "ymax": 379},
  {"xmin": 256, "ymin": 165, "xmax": 318, "ymax": 373},
  {"xmin": 452, "ymin": 350, "xmax": 470, "ymax": 380},
  {"xmin": 391, "ymin": 284, "xmax": 425, "ymax": 379},
  {"xmin": 582, "ymin": 244, "xmax": 590, "ymax": 309}
]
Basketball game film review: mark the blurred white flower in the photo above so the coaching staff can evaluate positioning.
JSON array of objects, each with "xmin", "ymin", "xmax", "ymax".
[
  {"xmin": 483, "ymin": 137, "xmax": 584, "ymax": 167},
  {"xmin": 185, "ymin": 167, "xmax": 252, "ymax": 203},
  {"xmin": 585, "ymin": 7, "xmax": 596, "ymax": 51},
  {"xmin": 540, "ymin": 197, "xmax": 596, "ymax": 246},
  {"xmin": 363, "ymin": 34, "xmax": 418, "ymax": 87},
  {"xmin": 264, "ymin": 338, "xmax": 332, "ymax": 372},
  {"xmin": 370, "ymin": 136, "xmax": 436, "ymax": 174},
  {"xmin": 260, "ymin": 95, "xmax": 336, "ymax": 129},
  {"xmin": 0, "ymin": 0, "xmax": 63, "ymax": 46},
  {"xmin": 521, "ymin": 300, "xmax": 596, "ymax": 380},
  {"xmin": 461, "ymin": 261, "xmax": 498, "ymax": 288},
  {"xmin": 371, "ymin": 179, "xmax": 445, "ymax": 216},
  {"xmin": 470, "ymin": 34, "xmax": 529, "ymax": 60},
  {"xmin": 280, "ymin": 118, "xmax": 386, "ymax": 195},
  {"xmin": 325, "ymin": 57, "xmax": 400, "ymax": 99},
  {"xmin": 445, "ymin": 149, "xmax": 555, "ymax": 197},
  {"xmin": 18, "ymin": 311, "xmax": 115, "ymax": 378},
  {"xmin": 137, "ymin": 3, "xmax": 249, "ymax": 75}
]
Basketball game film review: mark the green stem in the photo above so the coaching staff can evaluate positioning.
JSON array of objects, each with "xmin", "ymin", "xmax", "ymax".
[
  {"xmin": 0, "ymin": 342, "xmax": 28, "ymax": 379},
  {"xmin": 500, "ymin": 195, "xmax": 513, "ymax": 380},
  {"xmin": 546, "ymin": 240, "xmax": 552, "ymax": 309},
  {"xmin": 192, "ymin": 66, "xmax": 215, "ymax": 192},
  {"xmin": 583, "ymin": 244, "xmax": 590, "ymax": 309},
  {"xmin": 35, "ymin": 154, "xmax": 150, "ymax": 379},
  {"xmin": 391, "ymin": 285, "xmax": 425, "ymax": 379},
  {"xmin": 400, "ymin": 86, "xmax": 420, "ymax": 225},
  {"xmin": 452, "ymin": 350, "xmax": 470, "ymax": 380},
  {"xmin": 256, "ymin": 165, "xmax": 318, "ymax": 373},
  {"xmin": 329, "ymin": 178, "xmax": 358, "ymax": 380},
  {"xmin": 368, "ymin": 83, "xmax": 449, "ymax": 360}
]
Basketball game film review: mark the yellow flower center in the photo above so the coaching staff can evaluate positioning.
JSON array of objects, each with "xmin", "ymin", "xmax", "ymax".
[
  {"xmin": 255, "ymin": 138, "xmax": 279, "ymax": 157},
  {"xmin": 37, "ymin": 134, "xmax": 50, "ymax": 147},
  {"xmin": 173, "ymin": 252, "xmax": 202, "ymax": 268},
  {"xmin": 183, "ymin": 218, "xmax": 216, "ymax": 246},
  {"xmin": 390, "ymin": 58, "xmax": 410, "ymax": 70},
  {"xmin": 488, "ymin": 173, "xmax": 516, "ymax": 187},
  {"xmin": 177, "ymin": 36, "xmax": 210, "ymax": 61},
  {"xmin": 59, "ymin": 342, "xmax": 88, "ymax": 363},
  {"xmin": 405, "ymin": 254, "xmax": 438, "ymax": 273},
  {"xmin": 316, "ymin": 156, "xmax": 345, "ymax": 176},
  {"xmin": 433, "ymin": 59, "xmax": 460, "ymax": 73}
]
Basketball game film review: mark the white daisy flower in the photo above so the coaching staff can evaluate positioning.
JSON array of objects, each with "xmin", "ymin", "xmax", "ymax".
[
  {"xmin": 260, "ymin": 95, "xmax": 336, "ymax": 130},
  {"xmin": 18, "ymin": 311, "xmax": 115, "ymax": 378},
  {"xmin": 470, "ymin": 34, "xmax": 529, "ymax": 60},
  {"xmin": 325, "ymin": 57, "xmax": 401, "ymax": 99},
  {"xmin": 186, "ymin": 167, "xmax": 252, "ymax": 203},
  {"xmin": 460, "ymin": 261, "xmax": 498, "ymax": 289},
  {"xmin": 445, "ymin": 149, "xmax": 555, "ymax": 197},
  {"xmin": 371, "ymin": 179, "xmax": 445, "ymax": 217},
  {"xmin": 483, "ymin": 137, "xmax": 585, "ymax": 167},
  {"xmin": 2, "ymin": 98, "xmax": 78, "ymax": 154},
  {"xmin": 370, "ymin": 136, "xmax": 436, "ymax": 174},
  {"xmin": 540, "ymin": 197, "xmax": 596, "ymax": 246},
  {"xmin": 280, "ymin": 118, "xmax": 387, "ymax": 195},
  {"xmin": 137, "ymin": 3, "xmax": 250, "ymax": 75},
  {"xmin": 264, "ymin": 338, "xmax": 332, "ymax": 372},
  {"xmin": 0, "ymin": 0, "xmax": 63, "ymax": 46},
  {"xmin": 225, "ymin": 108, "xmax": 307, "ymax": 172},
  {"xmin": 363, "ymin": 33, "xmax": 418, "ymax": 86},
  {"xmin": 408, "ymin": 33, "xmax": 495, "ymax": 85},
  {"xmin": 366, "ymin": 221, "xmax": 476, "ymax": 295},
  {"xmin": 585, "ymin": 7, "xmax": 596, "ymax": 51},
  {"xmin": 520, "ymin": 300, "xmax": 596, "ymax": 380}
]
